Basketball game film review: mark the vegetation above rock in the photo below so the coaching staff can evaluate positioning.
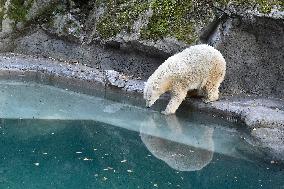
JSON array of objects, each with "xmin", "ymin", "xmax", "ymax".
[
  {"xmin": 95, "ymin": 0, "xmax": 148, "ymax": 39},
  {"xmin": 7, "ymin": 0, "xmax": 34, "ymax": 22},
  {"xmin": 0, "ymin": 0, "xmax": 283, "ymax": 43},
  {"xmin": 214, "ymin": 0, "xmax": 283, "ymax": 14},
  {"xmin": 94, "ymin": 0, "xmax": 283, "ymax": 44}
]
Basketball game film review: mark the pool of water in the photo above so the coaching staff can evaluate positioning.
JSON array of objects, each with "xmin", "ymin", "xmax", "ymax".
[{"xmin": 0, "ymin": 80, "xmax": 283, "ymax": 189}]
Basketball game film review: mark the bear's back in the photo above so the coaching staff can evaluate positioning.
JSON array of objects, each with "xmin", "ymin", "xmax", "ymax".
[{"xmin": 163, "ymin": 44, "xmax": 223, "ymax": 73}]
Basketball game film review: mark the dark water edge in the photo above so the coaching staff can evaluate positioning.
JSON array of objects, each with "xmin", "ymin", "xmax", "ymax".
[{"xmin": 0, "ymin": 119, "xmax": 283, "ymax": 189}]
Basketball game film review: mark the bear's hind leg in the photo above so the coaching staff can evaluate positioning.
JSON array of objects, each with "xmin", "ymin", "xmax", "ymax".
[{"xmin": 162, "ymin": 89, "xmax": 187, "ymax": 115}]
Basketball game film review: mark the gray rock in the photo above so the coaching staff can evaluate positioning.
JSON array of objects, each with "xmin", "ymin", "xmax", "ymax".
[
  {"xmin": 251, "ymin": 128, "xmax": 284, "ymax": 160},
  {"xmin": 13, "ymin": 29, "xmax": 162, "ymax": 79},
  {"xmin": 26, "ymin": 0, "xmax": 59, "ymax": 21},
  {"xmin": 105, "ymin": 70, "xmax": 126, "ymax": 88},
  {"xmin": 0, "ymin": 53, "xmax": 105, "ymax": 83},
  {"xmin": 123, "ymin": 79, "xmax": 145, "ymax": 93},
  {"xmin": 209, "ymin": 17, "xmax": 284, "ymax": 99},
  {"xmin": 191, "ymin": 97, "xmax": 284, "ymax": 160},
  {"xmin": 104, "ymin": 70, "xmax": 146, "ymax": 93}
]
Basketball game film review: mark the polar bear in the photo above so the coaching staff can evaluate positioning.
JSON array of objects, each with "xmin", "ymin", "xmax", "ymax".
[{"xmin": 144, "ymin": 44, "xmax": 226, "ymax": 115}]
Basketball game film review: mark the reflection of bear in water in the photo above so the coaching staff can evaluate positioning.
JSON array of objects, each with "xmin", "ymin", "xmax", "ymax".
[{"xmin": 140, "ymin": 115, "xmax": 214, "ymax": 171}]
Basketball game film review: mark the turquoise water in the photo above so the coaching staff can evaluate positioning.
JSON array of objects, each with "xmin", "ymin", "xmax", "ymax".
[
  {"xmin": 0, "ymin": 80, "xmax": 283, "ymax": 189},
  {"xmin": 0, "ymin": 119, "xmax": 284, "ymax": 189}
]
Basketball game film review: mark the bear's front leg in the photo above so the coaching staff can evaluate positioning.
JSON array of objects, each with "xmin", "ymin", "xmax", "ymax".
[
  {"xmin": 162, "ymin": 90, "xmax": 187, "ymax": 115},
  {"xmin": 202, "ymin": 87, "xmax": 219, "ymax": 103}
]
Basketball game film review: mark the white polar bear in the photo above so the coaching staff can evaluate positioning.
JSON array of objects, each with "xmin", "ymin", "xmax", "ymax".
[{"xmin": 144, "ymin": 44, "xmax": 226, "ymax": 115}]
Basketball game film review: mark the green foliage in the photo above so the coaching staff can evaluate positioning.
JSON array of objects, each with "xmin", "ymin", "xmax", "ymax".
[
  {"xmin": 95, "ymin": 0, "xmax": 213, "ymax": 44},
  {"xmin": 7, "ymin": 0, "xmax": 34, "ymax": 22},
  {"xmin": 215, "ymin": 0, "xmax": 283, "ymax": 13},
  {"xmin": 254, "ymin": 0, "xmax": 283, "ymax": 13},
  {"xmin": 0, "ymin": 0, "xmax": 7, "ymax": 23},
  {"xmin": 140, "ymin": 0, "xmax": 197, "ymax": 43},
  {"xmin": 96, "ymin": 0, "xmax": 148, "ymax": 38},
  {"xmin": 95, "ymin": 0, "xmax": 283, "ymax": 43},
  {"xmin": 1, "ymin": 0, "xmax": 282, "ymax": 43}
]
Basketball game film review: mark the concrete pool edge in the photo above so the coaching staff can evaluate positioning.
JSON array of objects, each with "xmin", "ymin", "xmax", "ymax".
[{"xmin": 0, "ymin": 53, "xmax": 284, "ymax": 161}]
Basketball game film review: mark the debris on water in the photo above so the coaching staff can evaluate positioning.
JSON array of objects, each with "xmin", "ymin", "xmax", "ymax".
[
  {"xmin": 271, "ymin": 160, "xmax": 275, "ymax": 164},
  {"xmin": 121, "ymin": 160, "xmax": 127, "ymax": 163},
  {"xmin": 76, "ymin": 152, "xmax": 82, "ymax": 154},
  {"xmin": 147, "ymin": 154, "xmax": 151, "ymax": 157},
  {"xmin": 154, "ymin": 184, "xmax": 158, "ymax": 187},
  {"xmin": 42, "ymin": 152, "xmax": 48, "ymax": 155},
  {"xmin": 127, "ymin": 170, "xmax": 133, "ymax": 173},
  {"xmin": 34, "ymin": 163, "xmax": 39, "ymax": 166},
  {"xmin": 103, "ymin": 168, "xmax": 108, "ymax": 171},
  {"xmin": 104, "ymin": 153, "xmax": 109, "ymax": 156},
  {"xmin": 94, "ymin": 174, "xmax": 98, "ymax": 177},
  {"xmin": 83, "ymin": 157, "xmax": 93, "ymax": 161},
  {"xmin": 51, "ymin": 133, "xmax": 54, "ymax": 135},
  {"xmin": 102, "ymin": 177, "xmax": 108, "ymax": 181},
  {"xmin": 94, "ymin": 149, "xmax": 97, "ymax": 151}
]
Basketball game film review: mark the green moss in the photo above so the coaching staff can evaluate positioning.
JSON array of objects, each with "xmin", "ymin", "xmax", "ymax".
[
  {"xmin": 140, "ymin": 0, "xmax": 199, "ymax": 44},
  {"xmin": 96, "ymin": 0, "xmax": 148, "ymax": 39},
  {"xmin": 7, "ymin": 0, "xmax": 34, "ymax": 22},
  {"xmin": 256, "ymin": 0, "xmax": 283, "ymax": 13},
  {"xmin": 95, "ymin": 0, "xmax": 283, "ymax": 43},
  {"xmin": 215, "ymin": 0, "xmax": 283, "ymax": 14},
  {"xmin": 0, "ymin": 0, "xmax": 5, "ymax": 21},
  {"xmin": 95, "ymin": 0, "xmax": 208, "ymax": 44}
]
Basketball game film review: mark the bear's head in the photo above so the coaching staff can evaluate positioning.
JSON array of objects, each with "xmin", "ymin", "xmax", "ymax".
[{"xmin": 143, "ymin": 84, "xmax": 160, "ymax": 108}]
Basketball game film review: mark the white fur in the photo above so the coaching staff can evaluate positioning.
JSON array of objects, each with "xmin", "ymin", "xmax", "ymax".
[{"xmin": 144, "ymin": 44, "xmax": 226, "ymax": 115}]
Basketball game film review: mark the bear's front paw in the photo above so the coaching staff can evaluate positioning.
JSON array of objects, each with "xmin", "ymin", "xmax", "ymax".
[
  {"xmin": 202, "ymin": 98, "xmax": 213, "ymax": 104},
  {"xmin": 161, "ymin": 110, "xmax": 174, "ymax": 115}
]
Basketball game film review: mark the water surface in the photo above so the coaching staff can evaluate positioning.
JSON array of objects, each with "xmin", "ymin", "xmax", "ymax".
[{"xmin": 0, "ymin": 80, "xmax": 283, "ymax": 189}]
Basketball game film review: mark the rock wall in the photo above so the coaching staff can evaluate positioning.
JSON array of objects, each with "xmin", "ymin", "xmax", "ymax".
[
  {"xmin": 0, "ymin": 0, "xmax": 283, "ymax": 98},
  {"xmin": 209, "ymin": 16, "xmax": 284, "ymax": 98}
]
